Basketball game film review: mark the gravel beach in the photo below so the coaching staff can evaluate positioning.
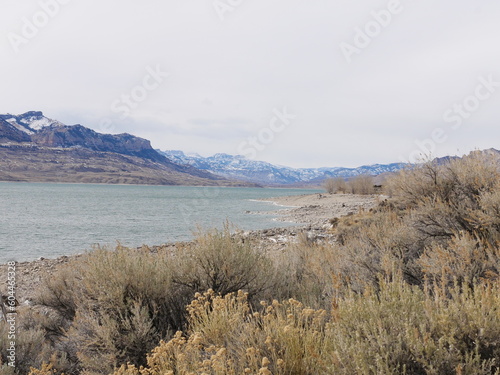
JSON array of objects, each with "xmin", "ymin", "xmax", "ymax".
[{"xmin": 260, "ymin": 192, "xmax": 379, "ymax": 227}]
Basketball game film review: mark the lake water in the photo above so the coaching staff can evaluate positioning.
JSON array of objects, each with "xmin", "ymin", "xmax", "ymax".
[{"xmin": 0, "ymin": 182, "xmax": 320, "ymax": 263}]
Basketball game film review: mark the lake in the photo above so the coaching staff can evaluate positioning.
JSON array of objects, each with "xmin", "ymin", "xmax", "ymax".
[{"xmin": 0, "ymin": 182, "xmax": 319, "ymax": 262}]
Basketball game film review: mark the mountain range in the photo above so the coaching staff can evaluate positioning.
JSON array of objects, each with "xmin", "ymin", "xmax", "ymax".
[
  {"xmin": 159, "ymin": 150, "xmax": 407, "ymax": 185},
  {"xmin": 0, "ymin": 112, "xmax": 255, "ymax": 186},
  {"xmin": 2, "ymin": 111, "xmax": 493, "ymax": 187}
]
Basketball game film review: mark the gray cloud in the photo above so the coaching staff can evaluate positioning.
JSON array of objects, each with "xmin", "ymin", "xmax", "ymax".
[{"xmin": 1, "ymin": 0, "xmax": 499, "ymax": 168}]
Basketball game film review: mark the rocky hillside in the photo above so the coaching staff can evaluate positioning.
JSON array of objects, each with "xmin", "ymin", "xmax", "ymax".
[{"xmin": 0, "ymin": 112, "xmax": 256, "ymax": 186}]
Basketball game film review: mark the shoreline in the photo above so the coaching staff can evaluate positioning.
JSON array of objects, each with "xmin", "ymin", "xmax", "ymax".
[
  {"xmin": 0, "ymin": 193, "xmax": 380, "ymax": 303},
  {"xmin": 258, "ymin": 192, "xmax": 380, "ymax": 227}
]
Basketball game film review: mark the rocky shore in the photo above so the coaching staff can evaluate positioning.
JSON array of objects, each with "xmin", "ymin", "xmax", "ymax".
[
  {"xmin": 0, "ymin": 193, "xmax": 379, "ymax": 305},
  {"xmin": 260, "ymin": 192, "xmax": 379, "ymax": 227}
]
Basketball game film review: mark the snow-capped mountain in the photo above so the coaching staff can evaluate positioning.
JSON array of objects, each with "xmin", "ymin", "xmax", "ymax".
[
  {"xmin": 0, "ymin": 111, "xmax": 257, "ymax": 186},
  {"xmin": 159, "ymin": 150, "xmax": 407, "ymax": 185},
  {"xmin": 1, "ymin": 111, "xmax": 166, "ymax": 162},
  {"xmin": 0, "ymin": 111, "xmax": 62, "ymax": 135}
]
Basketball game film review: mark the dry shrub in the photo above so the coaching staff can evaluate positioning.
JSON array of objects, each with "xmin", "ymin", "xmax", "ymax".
[
  {"xmin": 31, "ymin": 226, "xmax": 282, "ymax": 374},
  {"xmin": 327, "ymin": 277, "xmax": 500, "ymax": 374},
  {"xmin": 37, "ymin": 266, "xmax": 77, "ymax": 322},
  {"xmin": 113, "ymin": 278, "xmax": 500, "ymax": 375},
  {"xmin": 0, "ymin": 308, "xmax": 51, "ymax": 375},
  {"xmin": 271, "ymin": 238, "xmax": 341, "ymax": 308},
  {"xmin": 323, "ymin": 177, "xmax": 347, "ymax": 194},
  {"xmin": 387, "ymin": 153, "xmax": 500, "ymax": 243},
  {"xmin": 330, "ymin": 209, "xmax": 423, "ymax": 290},
  {"xmin": 28, "ymin": 363, "xmax": 58, "ymax": 375},
  {"xmin": 419, "ymin": 231, "xmax": 500, "ymax": 285},
  {"xmin": 347, "ymin": 175, "xmax": 375, "ymax": 195},
  {"xmin": 328, "ymin": 152, "xmax": 500, "ymax": 289},
  {"xmin": 34, "ymin": 245, "xmax": 189, "ymax": 374},
  {"xmin": 113, "ymin": 290, "xmax": 330, "ymax": 375},
  {"xmin": 172, "ymin": 224, "xmax": 275, "ymax": 301}
]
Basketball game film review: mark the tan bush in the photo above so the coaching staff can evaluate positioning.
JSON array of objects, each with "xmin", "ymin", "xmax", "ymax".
[
  {"xmin": 329, "ymin": 208, "xmax": 423, "ymax": 291},
  {"xmin": 28, "ymin": 363, "xmax": 57, "ymax": 375},
  {"xmin": 0, "ymin": 307, "xmax": 57, "ymax": 375},
  {"xmin": 387, "ymin": 153, "xmax": 500, "ymax": 242},
  {"xmin": 347, "ymin": 175, "xmax": 375, "ymax": 195},
  {"xmin": 323, "ymin": 177, "xmax": 347, "ymax": 194},
  {"xmin": 171, "ymin": 224, "xmax": 274, "ymax": 300},
  {"xmin": 419, "ymin": 231, "xmax": 500, "ymax": 285},
  {"xmin": 319, "ymin": 154, "xmax": 500, "ymax": 294},
  {"xmin": 34, "ymin": 245, "xmax": 189, "ymax": 374},
  {"xmin": 270, "ymin": 239, "xmax": 342, "ymax": 308},
  {"xmin": 113, "ymin": 290, "xmax": 330, "ymax": 375},
  {"xmin": 113, "ymin": 278, "xmax": 500, "ymax": 375}
]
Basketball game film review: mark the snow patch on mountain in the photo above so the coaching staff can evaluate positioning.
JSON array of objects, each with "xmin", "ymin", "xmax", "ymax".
[
  {"xmin": 5, "ymin": 118, "xmax": 35, "ymax": 135},
  {"xmin": 159, "ymin": 150, "xmax": 407, "ymax": 185},
  {"xmin": 18, "ymin": 112, "xmax": 63, "ymax": 130},
  {"xmin": 1, "ymin": 111, "xmax": 63, "ymax": 135},
  {"xmin": 25, "ymin": 116, "xmax": 61, "ymax": 130}
]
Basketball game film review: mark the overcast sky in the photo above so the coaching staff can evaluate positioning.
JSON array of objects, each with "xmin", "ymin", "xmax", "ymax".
[{"xmin": 1, "ymin": 0, "xmax": 499, "ymax": 168}]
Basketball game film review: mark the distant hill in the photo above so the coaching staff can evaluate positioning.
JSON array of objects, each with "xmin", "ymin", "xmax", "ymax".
[
  {"xmin": 159, "ymin": 150, "xmax": 407, "ymax": 185},
  {"xmin": 0, "ymin": 112, "xmax": 257, "ymax": 186},
  {"xmin": 159, "ymin": 149, "xmax": 500, "ymax": 186}
]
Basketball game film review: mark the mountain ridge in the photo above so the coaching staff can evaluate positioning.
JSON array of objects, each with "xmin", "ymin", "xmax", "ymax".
[
  {"xmin": 159, "ymin": 149, "xmax": 500, "ymax": 186},
  {"xmin": 0, "ymin": 112, "xmax": 257, "ymax": 186},
  {"xmin": 158, "ymin": 150, "xmax": 408, "ymax": 185}
]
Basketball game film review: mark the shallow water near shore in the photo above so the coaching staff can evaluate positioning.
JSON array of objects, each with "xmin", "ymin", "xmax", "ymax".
[{"xmin": 0, "ymin": 182, "xmax": 320, "ymax": 263}]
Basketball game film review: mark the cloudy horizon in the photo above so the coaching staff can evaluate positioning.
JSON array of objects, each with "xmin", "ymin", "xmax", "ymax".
[{"xmin": 1, "ymin": 0, "xmax": 499, "ymax": 168}]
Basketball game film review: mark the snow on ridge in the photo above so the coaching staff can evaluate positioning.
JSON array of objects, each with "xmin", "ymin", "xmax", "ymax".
[
  {"xmin": 24, "ymin": 116, "xmax": 62, "ymax": 130},
  {"xmin": 159, "ymin": 149, "xmax": 408, "ymax": 185},
  {"xmin": 6, "ymin": 118, "xmax": 35, "ymax": 135},
  {"xmin": 2, "ymin": 112, "xmax": 64, "ymax": 132}
]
